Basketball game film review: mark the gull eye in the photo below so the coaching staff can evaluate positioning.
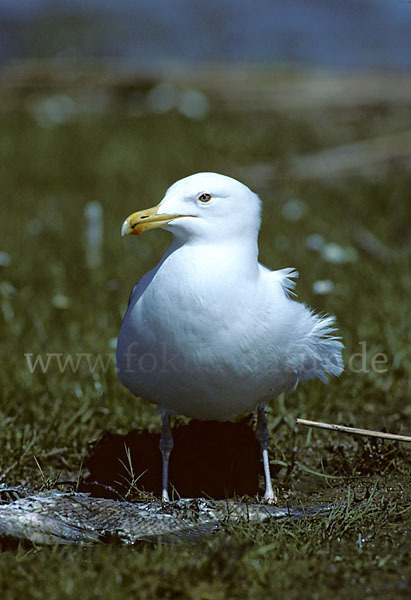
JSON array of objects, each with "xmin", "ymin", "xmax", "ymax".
[{"xmin": 198, "ymin": 193, "xmax": 212, "ymax": 203}]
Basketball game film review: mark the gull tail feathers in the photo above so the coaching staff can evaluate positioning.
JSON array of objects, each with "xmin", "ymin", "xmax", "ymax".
[{"xmin": 292, "ymin": 311, "xmax": 344, "ymax": 384}]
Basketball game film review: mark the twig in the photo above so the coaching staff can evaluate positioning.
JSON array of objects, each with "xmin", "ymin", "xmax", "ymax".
[{"xmin": 296, "ymin": 419, "xmax": 411, "ymax": 443}]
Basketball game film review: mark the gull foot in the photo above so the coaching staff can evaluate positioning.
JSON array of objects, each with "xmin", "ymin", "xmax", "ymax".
[{"xmin": 261, "ymin": 492, "xmax": 278, "ymax": 505}]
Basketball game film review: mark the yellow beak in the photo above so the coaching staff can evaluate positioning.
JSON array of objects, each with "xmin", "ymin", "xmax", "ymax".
[{"xmin": 121, "ymin": 205, "xmax": 186, "ymax": 237}]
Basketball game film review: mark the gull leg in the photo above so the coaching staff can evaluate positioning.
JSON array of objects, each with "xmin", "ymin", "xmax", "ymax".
[
  {"xmin": 159, "ymin": 411, "xmax": 173, "ymax": 501},
  {"xmin": 256, "ymin": 404, "xmax": 277, "ymax": 504}
]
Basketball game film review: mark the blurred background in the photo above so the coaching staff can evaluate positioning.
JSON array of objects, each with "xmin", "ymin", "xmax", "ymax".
[
  {"xmin": 0, "ymin": 3, "xmax": 411, "ymax": 591},
  {"xmin": 1, "ymin": 0, "xmax": 411, "ymax": 68},
  {"xmin": 0, "ymin": 0, "xmax": 410, "ymax": 489}
]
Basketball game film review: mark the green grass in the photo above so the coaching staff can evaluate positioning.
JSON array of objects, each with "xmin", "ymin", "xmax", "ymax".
[
  {"xmin": 0, "ymin": 488, "xmax": 410, "ymax": 599},
  {"xmin": 0, "ymin": 92, "xmax": 410, "ymax": 598}
]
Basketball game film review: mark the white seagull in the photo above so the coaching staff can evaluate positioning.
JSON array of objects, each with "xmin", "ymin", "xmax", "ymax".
[{"xmin": 117, "ymin": 172, "xmax": 343, "ymax": 502}]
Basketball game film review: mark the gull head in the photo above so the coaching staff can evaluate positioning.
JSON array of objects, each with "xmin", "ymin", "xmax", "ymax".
[{"xmin": 121, "ymin": 172, "xmax": 262, "ymax": 243}]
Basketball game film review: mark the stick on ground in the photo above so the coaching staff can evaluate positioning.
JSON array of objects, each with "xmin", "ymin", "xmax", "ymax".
[{"xmin": 296, "ymin": 419, "xmax": 411, "ymax": 443}]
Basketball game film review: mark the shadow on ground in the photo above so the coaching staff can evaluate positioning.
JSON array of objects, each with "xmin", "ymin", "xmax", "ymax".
[{"xmin": 80, "ymin": 419, "xmax": 262, "ymax": 500}]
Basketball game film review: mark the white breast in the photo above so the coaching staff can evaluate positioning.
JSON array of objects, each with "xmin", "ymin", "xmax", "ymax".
[{"xmin": 116, "ymin": 243, "xmax": 305, "ymax": 419}]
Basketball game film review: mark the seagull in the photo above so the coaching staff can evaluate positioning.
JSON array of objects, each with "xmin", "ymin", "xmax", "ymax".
[{"xmin": 116, "ymin": 172, "xmax": 343, "ymax": 503}]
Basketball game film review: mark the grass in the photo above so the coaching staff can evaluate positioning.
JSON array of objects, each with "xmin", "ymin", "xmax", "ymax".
[
  {"xmin": 0, "ymin": 80, "xmax": 410, "ymax": 598},
  {"xmin": 0, "ymin": 487, "xmax": 410, "ymax": 599}
]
